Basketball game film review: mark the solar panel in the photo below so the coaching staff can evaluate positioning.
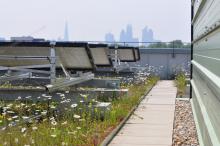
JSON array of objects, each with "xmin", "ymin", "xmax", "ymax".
[
  {"xmin": 89, "ymin": 44, "xmax": 112, "ymax": 67},
  {"xmin": 0, "ymin": 45, "xmax": 50, "ymax": 67},
  {"xmin": 0, "ymin": 42, "xmax": 94, "ymax": 70},
  {"xmin": 55, "ymin": 42, "xmax": 94, "ymax": 69},
  {"xmin": 109, "ymin": 46, "xmax": 140, "ymax": 62}
]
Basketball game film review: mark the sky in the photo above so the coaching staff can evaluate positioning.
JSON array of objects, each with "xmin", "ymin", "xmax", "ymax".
[{"xmin": 0, "ymin": 0, "xmax": 191, "ymax": 42}]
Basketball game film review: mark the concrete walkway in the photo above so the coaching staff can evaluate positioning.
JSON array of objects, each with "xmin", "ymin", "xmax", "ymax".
[{"xmin": 109, "ymin": 81, "xmax": 177, "ymax": 146}]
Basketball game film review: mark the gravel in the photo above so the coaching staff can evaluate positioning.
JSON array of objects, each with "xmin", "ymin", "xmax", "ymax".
[{"xmin": 172, "ymin": 99, "xmax": 199, "ymax": 146}]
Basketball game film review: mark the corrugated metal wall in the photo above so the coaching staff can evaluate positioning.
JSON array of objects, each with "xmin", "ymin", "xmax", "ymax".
[{"xmin": 192, "ymin": 0, "xmax": 220, "ymax": 145}]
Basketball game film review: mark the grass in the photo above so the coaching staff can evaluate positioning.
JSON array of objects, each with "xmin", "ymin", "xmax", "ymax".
[
  {"xmin": 175, "ymin": 72, "xmax": 187, "ymax": 97},
  {"xmin": 0, "ymin": 76, "xmax": 158, "ymax": 146}
]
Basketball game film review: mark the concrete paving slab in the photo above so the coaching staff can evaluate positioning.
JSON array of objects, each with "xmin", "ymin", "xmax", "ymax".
[
  {"xmin": 118, "ymin": 124, "xmax": 173, "ymax": 137},
  {"xmin": 110, "ymin": 136, "xmax": 172, "ymax": 145},
  {"xmin": 147, "ymin": 98, "xmax": 176, "ymax": 105},
  {"xmin": 137, "ymin": 104, "xmax": 176, "ymax": 111}
]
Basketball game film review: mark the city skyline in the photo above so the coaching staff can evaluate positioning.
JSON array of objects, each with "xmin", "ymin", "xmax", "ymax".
[
  {"xmin": 105, "ymin": 24, "xmax": 160, "ymax": 46},
  {"xmin": 0, "ymin": 0, "xmax": 190, "ymax": 42}
]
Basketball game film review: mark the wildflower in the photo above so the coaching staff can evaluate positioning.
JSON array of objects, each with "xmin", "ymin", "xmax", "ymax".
[
  {"xmin": 8, "ymin": 123, "xmax": 13, "ymax": 127},
  {"xmin": 15, "ymin": 138, "xmax": 19, "ymax": 143},
  {"xmin": 3, "ymin": 107, "xmax": 10, "ymax": 111},
  {"xmin": 73, "ymin": 114, "xmax": 80, "ymax": 119},
  {"xmin": 60, "ymin": 94, "xmax": 65, "ymax": 97},
  {"xmin": 12, "ymin": 115, "xmax": 18, "ymax": 119},
  {"xmin": 21, "ymin": 127, "xmax": 27, "ymax": 133},
  {"xmin": 50, "ymin": 117, "xmax": 55, "ymax": 121},
  {"xmin": 80, "ymin": 94, "xmax": 89, "ymax": 98},
  {"xmin": 68, "ymin": 131, "xmax": 77, "ymax": 135},
  {"xmin": 51, "ymin": 120, "xmax": 57, "ymax": 126},
  {"xmin": 32, "ymin": 126, "xmax": 38, "ymax": 131},
  {"xmin": 50, "ymin": 105, "xmax": 56, "ymax": 109},
  {"xmin": 51, "ymin": 134, "xmax": 56, "ymax": 138},
  {"xmin": 71, "ymin": 103, "xmax": 78, "ymax": 108},
  {"xmin": 60, "ymin": 100, "xmax": 66, "ymax": 103},
  {"xmin": 79, "ymin": 119, "xmax": 85, "ymax": 122},
  {"xmin": 21, "ymin": 103, "xmax": 26, "ymax": 106},
  {"xmin": 7, "ymin": 104, "xmax": 13, "ymax": 108},
  {"xmin": 31, "ymin": 139, "xmax": 35, "ymax": 144},
  {"xmin": 41, "ymin": 110, "xmax": 47, "ymax": 115},
  {"xmin": 61, "ymin": 121, "xmax": 67, "ymax": 125},
  {"xmin": 42, "ymin": 94, "xmax": 52, "ymax": 98},
  {"xmin": 7, "ymin": 117, "xmax": 12, "ymax": 121},
  {"xmin": 1, "ymin": 127, "xmax": 6, "ymax": 131},
  {"xmin": 15, "ymin": 119, "xmax": 20, "ymax": 122},
  {"xmin": 25, "ymin": 96, "xmax": 31, "ymax": 99},
  {"xmin": 41, "ymin": 94, "xmax": 46, "ymax": 97},
  {"xmin": 76, "ymin": 127, "xmax": 81, "ymax": 130},
  {"xmin": 66, "ymin": 99, "xmax": 71, "ymax": 102},
  {"xmin": 22, "ymin": 116, "xmax": 29, "ymax": 120},
  {"xmin": 15, "ymin": 105, "xmax": 21, "ymax": 108},
  {"xmin": 17, "ymin": 96, "xmax": 22, "ymax": 100},
  {"xmin": 79, "ymin": 87, "xmax": 85, "ymax": 91}
]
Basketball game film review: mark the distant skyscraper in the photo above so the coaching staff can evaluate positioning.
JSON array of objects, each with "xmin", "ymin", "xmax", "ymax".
[
  {"xmin": 119, "ymin": 30, "xmax": 126, "ymax": 42},
  {"xmin": 126, "ymin": 24, "xmax": 133, "ymax": 42},
  {"xmin": 119, "ymin": 24, "xmax": 139, "ymax": 46},
  {"xmin": 0, "ymin": 37, "xmax": 5, "ymax": 42},
  {"xmin": 105, "ymin": 33, "xmax": 115, "ymax": 42},
  {"xmin": 142, "ymin": 26, "xmax": 159, "ymax": 46},
  {"xmin": 64, "ymin": 22, "xmax": 69, "ymax": 41}
]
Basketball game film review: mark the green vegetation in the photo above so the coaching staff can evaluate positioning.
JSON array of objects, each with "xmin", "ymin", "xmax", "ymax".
[
  {"xmin": 147, "ymin": 40, "xmax": 190, "ymax": 48},
  {"xmin": 0, "ymin": 76, "xmax": 158, "ymax": 146},
  {"xmin": 175, "ymin": 73, "xmax": 187, "ymax": 97}
]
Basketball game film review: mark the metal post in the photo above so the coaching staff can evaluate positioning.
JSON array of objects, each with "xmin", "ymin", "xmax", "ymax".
[
  {"xmin": 114, "ymin": 45, "xmax": 119, "ymax": 72},
  {"xmin": 172, "ymin": 41, "xmax": 175, "ymax": 58},
  {"xmin": 50, "ymin": 42, "xmax": 56, "ymax": 84},
  {"xmin": 190, "ymin": 2, "xmax": 194, "ymax": 99}
]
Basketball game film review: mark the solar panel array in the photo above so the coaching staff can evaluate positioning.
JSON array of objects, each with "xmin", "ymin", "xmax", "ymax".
[{"xmin": 0, "ymin": 42, "xmax": 140, "ymax": 70}]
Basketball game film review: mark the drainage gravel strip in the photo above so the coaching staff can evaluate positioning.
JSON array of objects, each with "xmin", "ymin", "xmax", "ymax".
[{"xmin": 172, "ymin": 99, "xmax": 199, "ymax": 146}]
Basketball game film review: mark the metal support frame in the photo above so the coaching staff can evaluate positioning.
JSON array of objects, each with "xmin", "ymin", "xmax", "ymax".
[
  {"xmin": 50, "ymin": 47, "xmax": 56, "ymax": 84},
  {"xmin": 0, "ymin": 42, "xmax": 97, "ymax": 93},
  {"xmin": 45, "ymin": 72, "xmax": 94, "ymax": 93},
  {"xmin": 0, "ymin": 72, "xmax": 32, "ymax": 83},
  {"xmin": 0, "ymin": 56, "xmax": 54, "ymax": 80},
  {"xmin": 112, "ymin": 45, "xmax": 122, "ymax": 73}
]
